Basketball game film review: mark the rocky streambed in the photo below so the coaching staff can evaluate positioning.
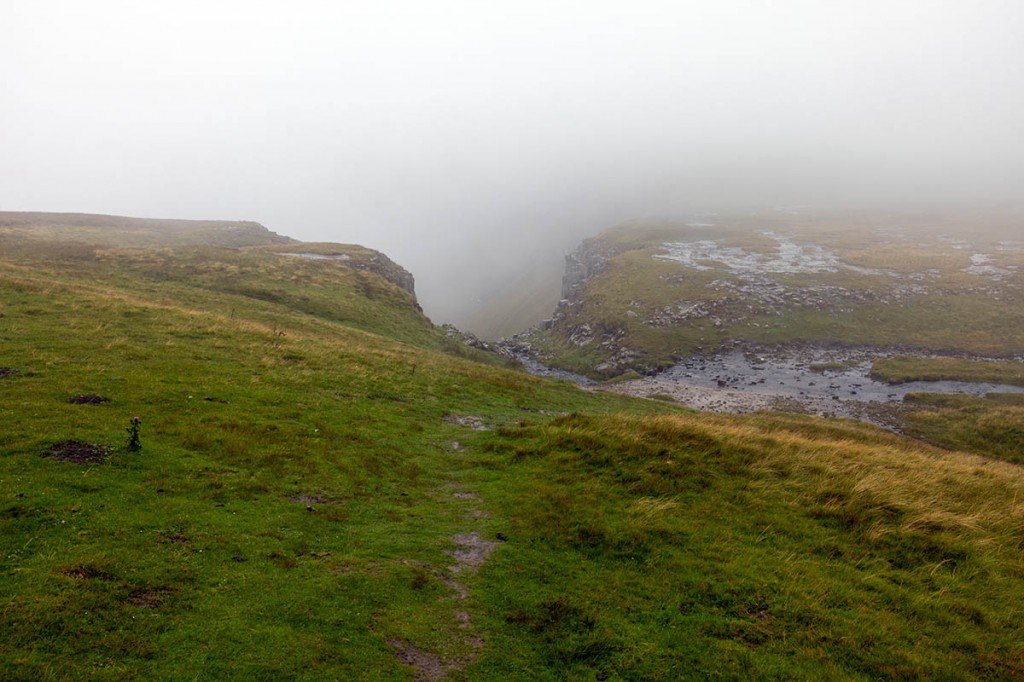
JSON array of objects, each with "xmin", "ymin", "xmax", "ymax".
[{"xmin": 510, "ymin": 343, "xmax": 1024, "ymax": 428}]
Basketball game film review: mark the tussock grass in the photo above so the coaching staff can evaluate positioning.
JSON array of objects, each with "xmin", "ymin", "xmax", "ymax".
[
  {"xmin": 474, "ymin": 411, "xmax": 1024, "ymax": 678},
  {"xmin": 898, "ymin": 393, "xmax": 1024, "ymax": 464}
]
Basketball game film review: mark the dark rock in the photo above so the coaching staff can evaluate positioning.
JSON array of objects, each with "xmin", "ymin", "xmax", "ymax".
[
  {"xmin": 68, "ymin": 394, "xmax": 109, "ymax": 404},
  {"xmin": 42, "ymin": 440, "xmax": 111, "ymax": 464}
]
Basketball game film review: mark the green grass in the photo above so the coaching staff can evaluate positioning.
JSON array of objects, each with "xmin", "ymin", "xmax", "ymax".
[
  {"xmin": 872, "ymin": 356, "xmax": 1024, "ymax": 387},
  {"xmin": 0, "ymin": 226, "xmax": 675, "ymax": 679},
  {"xmin": 469, "ymin": 412, "xmax": 1024, "ymax": 679},
  {"xmin": 4, "ymin": 213, "xmax": 1024, "ymax": 679},
  {"xmin": 809, "ymin": 360, "xmax": 855, "ymax": 372}
]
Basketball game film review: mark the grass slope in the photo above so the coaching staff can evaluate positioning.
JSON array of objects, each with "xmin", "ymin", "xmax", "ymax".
[
  {"xmin": 3, "ymin": 214, "xmax": 1024, "ymax": 679},
  {"xmin": 474, "ymin": 412, "xmax": 1024, "ymax": 679},
  {"xmin": 0, "ymin": 242, "xmax": 667, "ymax": 680},
  {"xmin": 0, "ymin": 211, "xmax": 294, "ymax": 248}
]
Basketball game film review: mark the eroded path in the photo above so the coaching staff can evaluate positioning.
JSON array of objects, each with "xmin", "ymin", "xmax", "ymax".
[{"xmin": 386, "ymin": 417, "xmax": 500, "ymax": 681}]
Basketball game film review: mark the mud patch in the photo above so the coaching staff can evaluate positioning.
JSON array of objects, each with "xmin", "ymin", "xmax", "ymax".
[
  {"xmin": 401, "ymin": 559, "xmax": 468, "ymax": 597},
  {"xmin": 160, "ymin": 530, "xmax": 190, "ymax": 545},
  {"xmin": 68, "ymin": 394, "xmax": 110, "ymax": 404},
  {"xmin": 289, "ymin": 493, "xmax": 326, "ymax": 505},
  {"xmin": 63, "ymin": 565, "xmax": 114, "ymax": 581},
  {"xmin": 43, "ymin": 440, "xmax": 111, "ymax": 464},
  {"xmin": 129, "ymin": 588, "xmax": 172, "ymax": 608},
  {"xmin": 387, "ymin": 639, "xmax": 462, "ymax": 682},
  {"xmin": 443, "ymin": 414, "xmax": 490, "ymax": 430},
  {"xmin": 445, "ymin": 533, "xmax": 498, "ymax": 573}
]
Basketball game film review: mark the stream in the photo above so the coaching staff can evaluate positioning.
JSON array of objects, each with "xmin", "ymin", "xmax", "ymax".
[
  {"xmin": 662, "ymin": 347, "xmax": 1024, "ymax": 402},
  {"xmin": 513, "ymin": 345, "xmax": 1024, "ymax": 423}
]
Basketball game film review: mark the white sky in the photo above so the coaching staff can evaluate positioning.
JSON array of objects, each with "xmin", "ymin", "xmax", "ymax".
[{"xmin": 3, "ymin": 1, "xmax": 1023, "ymax": 322}]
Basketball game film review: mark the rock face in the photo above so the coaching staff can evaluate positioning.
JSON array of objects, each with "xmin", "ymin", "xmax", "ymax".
[
  {"xmin": 560, "ymin": 237, "xmax": 628, "ymax": 299},
  {"xmin": 276, "ymin": 244, "xmax": 418, "ymax": 299},
  {"xmin": 344, "ymin": 251, "xmax": 417, "ymax": 297}
]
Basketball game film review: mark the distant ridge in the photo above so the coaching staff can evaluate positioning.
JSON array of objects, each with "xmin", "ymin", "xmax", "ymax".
[{"xmin": 0, "ymin": 211, "xmax": 296, "ymax": 247}]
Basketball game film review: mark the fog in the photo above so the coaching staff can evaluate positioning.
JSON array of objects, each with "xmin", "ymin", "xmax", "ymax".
[{"xmin": 3, "ymin": 1, "xmax": 1023, "ymax": 330}]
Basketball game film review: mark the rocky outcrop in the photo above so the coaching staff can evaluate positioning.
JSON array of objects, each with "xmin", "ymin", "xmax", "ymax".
[
  {"xmin": 274, "ymin": 243, "xmax": 417, "ymax": 298},
  {"xmin": 343, "ymin": 251, "xmax": 417, "ymax": 297},
  {"xmin": 560, "ymin": 237, "xmax": 632, "ymax": 299}
]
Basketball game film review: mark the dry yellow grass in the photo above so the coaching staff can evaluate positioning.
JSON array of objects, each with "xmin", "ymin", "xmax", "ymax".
[{"xmin": 607, "ymin": 411, "xmax": 1024, "ymax": 556}]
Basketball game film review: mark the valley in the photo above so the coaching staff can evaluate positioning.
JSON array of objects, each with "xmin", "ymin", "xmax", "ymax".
[
  {"xmin": 508, "ymin": 207, "xmax": 1024, "ymax": 459},
  {"xmin": 3, "ymin": 211, "xmax": 1024, "ymax": 680}
]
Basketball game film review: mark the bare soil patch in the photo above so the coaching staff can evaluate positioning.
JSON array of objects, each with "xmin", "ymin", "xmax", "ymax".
[
  {"xmin": 129, "ymin": 588, "xmax": 172, "ymax": 608},
  {"xmin": 161, "ymin": 531, "xmax": 189, "ymax": 544},
  {"xmin": 43, "ymin": 440, "xmax": 111, "ymax": 464},
  {"xmin": 63, "ymin": 565, "xmax": 114, "ymax": 581},
  {"xmin": 387, "ymin": 639, "xmax": 462, "ymax": 682},
  {"xmin": 289, "ymin": 493, "xmax": 327, "ymax": 504},
  {"xmin": 445, "ymin": 533, "xmax": 498, "ymax": 573},
  {"xmin": 68, "ymin": 394, "xmax": 110, "ymax": 404}
]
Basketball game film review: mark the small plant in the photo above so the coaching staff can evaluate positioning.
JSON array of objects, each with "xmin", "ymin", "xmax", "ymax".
[{"xmin": 126, "ymin": 416, "xmax": 142, "ymax": 451}]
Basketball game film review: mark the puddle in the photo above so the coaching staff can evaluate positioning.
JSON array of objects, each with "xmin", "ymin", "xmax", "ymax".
[
  {"xmin": 653, "ymin": 231, "xmax": 887, "ymax": 276},
  {"xmin": 279, "ymin": 252, "xmax": 351, "ymax": 261}
]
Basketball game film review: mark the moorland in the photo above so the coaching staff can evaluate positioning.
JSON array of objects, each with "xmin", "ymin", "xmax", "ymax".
[{"xmin": 2, "ymin": 211, "xmax": 1024, "ymax": 680}]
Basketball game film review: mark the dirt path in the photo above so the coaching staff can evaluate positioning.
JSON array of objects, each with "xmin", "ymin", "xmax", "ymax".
[{"xmin": 387, "ymin": 420, "xmax": 499, "ymax": 681}]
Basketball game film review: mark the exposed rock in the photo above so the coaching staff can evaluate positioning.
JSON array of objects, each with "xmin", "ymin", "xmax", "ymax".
[
  {"xmin": 343, "ymin": 251, "xmax": 417, "ymax": 296},
  {"xmin": 561, "ymin": 237, "xmax": 632, "ymax": 298},
  {"xmin": 68, "ymin": 394, "xmax": 109, "ymax": 404},
  {"xmin": 441, "ymin": 324, "xmax": 494, "ymax": 352},
  {"xmin": 443, "ymin": 414, "xmax": 491, "ymax": 430}
]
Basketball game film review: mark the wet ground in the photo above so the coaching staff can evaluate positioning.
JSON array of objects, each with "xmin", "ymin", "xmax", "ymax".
[
  {"xmin": 661, "ymin": 346, "xmax": 1024, "ymax": 402},
  {"xmin": 513, "ymin": 354, "xmax": 597, "ymax": 385},
  {"xmin": 515, "ymin": 345, "xmax": 1024, "ymax": 427}
]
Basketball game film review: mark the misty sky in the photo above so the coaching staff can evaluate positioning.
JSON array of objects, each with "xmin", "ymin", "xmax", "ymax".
[{"xmin": 3, "ymin": 1, "xmax": 1023, "ymax": 324}]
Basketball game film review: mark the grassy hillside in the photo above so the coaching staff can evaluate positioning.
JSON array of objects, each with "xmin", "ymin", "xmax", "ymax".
[
  {"xmin": 896, "ymin": 393, "xmax": 1024, "ymax": 464},
  {"xmin": 527, "ymin": 210, "xmax": 1024, "ymax": 378},
  {"xmin": 4, "ymin": 212, "xmax": 1024, "ymax": 679},
  {"xmin": 0, "ymin": 211, "xmax": 294, "ymax": 248}
]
